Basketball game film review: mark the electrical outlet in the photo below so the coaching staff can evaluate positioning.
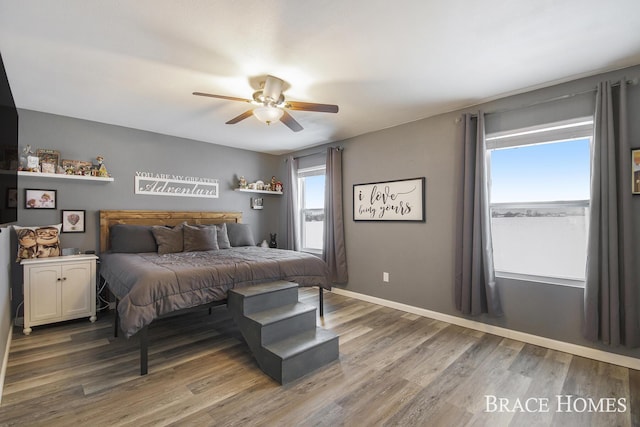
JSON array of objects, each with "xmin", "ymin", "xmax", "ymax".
[{"xmin": 383, "ymin": 272, "xmax": 389, "ymax": 282}]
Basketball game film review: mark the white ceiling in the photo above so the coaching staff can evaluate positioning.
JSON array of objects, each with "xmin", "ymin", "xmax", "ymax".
[{"xmin": 1, "ymin": 1, "xmax": 640, "ymax": 155}]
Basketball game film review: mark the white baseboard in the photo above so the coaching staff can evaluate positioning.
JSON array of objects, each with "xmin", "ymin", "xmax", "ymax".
[
  {"xmin": 330, "ymin": 288, "xmax": 640, "ymax": 370},
  {"xmin": 0, "ymin": 322, "xmax": 13, "ymax": 405}
]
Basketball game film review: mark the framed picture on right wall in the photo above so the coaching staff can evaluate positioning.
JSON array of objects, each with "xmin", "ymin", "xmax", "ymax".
[{"xmin": 633, "ymin": 149, "xmax": 640, "ymax": 195}]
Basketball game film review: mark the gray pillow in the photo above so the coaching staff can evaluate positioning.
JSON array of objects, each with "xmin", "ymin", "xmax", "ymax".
[
  {"xmin": 215, "ymin": 223, "xmax": 231, "ymax": 249},
  {"xmin": 226, "ymin": 223, "xmax": 256, "ymax": 247},
  {"xmin": 195, "ymin": 223, "xmax": 231, "ymax": 249},
  {"xmin": 184, "ymin": 224, "xmax": 218, "ymax": 252},
  {"xmin": 110, "ymin": 224, "xmax": 158, "ymax": 253},
  {"xmin": 152, "ymin": 223, "xmax": 185, "ymax": 254}
]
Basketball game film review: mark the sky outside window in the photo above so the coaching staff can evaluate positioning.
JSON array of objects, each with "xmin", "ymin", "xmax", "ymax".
[
  {"xmin": 490, "ymin": 138, "xmax": 590, "ymax": 203},
  {"xmin": 304, "ymin": 174, "xmax": 325, "ymax": 208}
]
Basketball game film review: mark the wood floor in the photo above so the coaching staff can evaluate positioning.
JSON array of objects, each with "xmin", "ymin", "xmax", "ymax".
[{"xmin": 1, "ymin": 289, "xmax": 638, "ymax": 426}]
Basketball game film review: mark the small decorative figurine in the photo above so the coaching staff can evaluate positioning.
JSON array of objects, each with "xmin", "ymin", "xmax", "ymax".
[
  {"xmin": 23, "ymin": 145, "xmax": 39, "ymax": 172},
  {"xmin": 270, "ymin": 176, "xmax": 277, "ymax": 191},
  {"xmin": 239, "ymin": 176, "xmax": 247, "ymax": 189},
  {"xmin": 19, "ymin": 145, "xmax": 31, "ymax": 170},
  {"xmin": 96, "ymin": 156, "xmax": 109, "ymax": 177},
  {"xmin": 274, "ymin": 181, "xmax": 283, "ymax": 192}
]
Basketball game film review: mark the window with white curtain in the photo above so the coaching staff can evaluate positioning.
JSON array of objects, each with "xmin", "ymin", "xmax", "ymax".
[
  {"xmin": 487, "ymin": 117, "xmax": 593, "ymax": 285},
  {"xmin": 297, "ymin": 165, "xmax": 325, "ymax": 253}
]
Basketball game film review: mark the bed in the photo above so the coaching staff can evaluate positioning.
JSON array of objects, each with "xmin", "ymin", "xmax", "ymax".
[{"xmin": 99, "ymin": 210, "xmax": 330, "ymax": 374}]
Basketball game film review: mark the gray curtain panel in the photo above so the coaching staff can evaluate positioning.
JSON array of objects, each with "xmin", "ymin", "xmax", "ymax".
[
  {"xmin": 323, "ymin": 147, "xmax": 348, "ymax": 284},
  {"xmin": 284, "ymin": 155, "xmax": 300, "ymax": 251},
  {"xmin": 454, "ymin": 113, "xmax": 502, "ymax": 316},
  {"xmin": 584, "ymin": 80, "xmax": 639, "ymax": 347}
]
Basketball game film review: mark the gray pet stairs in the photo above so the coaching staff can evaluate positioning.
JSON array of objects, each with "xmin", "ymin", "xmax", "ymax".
[{"xmin": 228, "ymin": 281, "xmax": 339, "ymax": 384}]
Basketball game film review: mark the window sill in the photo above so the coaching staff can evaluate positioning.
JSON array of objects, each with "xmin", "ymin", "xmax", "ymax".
[
  {"xmin": 301, "ymin": 248, "xmax": 323, "ymax": 257},
  {"xmin": 495, "ymin": 271, "xmax": 585, "ymax": 289}
]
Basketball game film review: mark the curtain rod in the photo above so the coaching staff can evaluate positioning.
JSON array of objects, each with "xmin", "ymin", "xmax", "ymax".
[
  {"xmin": 465, "ymin": 77, "xmax": 639, "ymax": 119},
  {"xmin": 285, "ymin": 146, "xmax": 343, "ymax": 161}
]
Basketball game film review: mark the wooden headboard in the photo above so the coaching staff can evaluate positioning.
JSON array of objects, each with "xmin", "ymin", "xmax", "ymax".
[{"xmin": 99, "ymin": 210, "xmax": 242, "ymax": 253}]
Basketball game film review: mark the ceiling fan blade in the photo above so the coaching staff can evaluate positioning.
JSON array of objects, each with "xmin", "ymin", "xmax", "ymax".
[
  {"xmin": 226, "ymin": 109, "xmax": 254, "ymax": 124},
  {"xmin": 280, "ymin": 110, "xmax": 303, "ymax": 132},
  {"xmin": 193, "ymin": 92, "xmax": 252, "ymax": 103},
  {"xmin": 285, "ymin": 101, "xmax": 339, "ymax": 113}
]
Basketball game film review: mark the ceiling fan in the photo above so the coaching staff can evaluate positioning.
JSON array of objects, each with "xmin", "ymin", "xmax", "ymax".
[{"xmin": 193, "ymin": 75, "xmax": 338, "ymax": 132}]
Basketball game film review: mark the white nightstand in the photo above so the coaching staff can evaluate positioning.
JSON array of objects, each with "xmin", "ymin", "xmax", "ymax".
[{"xmin": 21, "ymin": 254, "xmax": 98, "ymax": 335}]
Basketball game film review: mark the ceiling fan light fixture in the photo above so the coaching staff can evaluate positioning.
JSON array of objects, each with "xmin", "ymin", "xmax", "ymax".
[
  {"xmin": 193, "ymin": 74, "xmax": 338, "ymax": 132},
  {"xmin": 253, "ymin": 105, "xmax": 283, "ymax": 125}
]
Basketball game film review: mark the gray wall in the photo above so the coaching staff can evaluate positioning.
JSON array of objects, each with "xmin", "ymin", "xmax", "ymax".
[
  {"xmin": 10, "ymin": 110, "xmax": 282, "ymax": 314},
  {"xmin": 283, "ymin": 64, "xmax": 640, "ymax": 359}
]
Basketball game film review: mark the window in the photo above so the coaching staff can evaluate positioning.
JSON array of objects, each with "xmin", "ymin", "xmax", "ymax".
[
  {"xmin": 487, "ymin": 118, "xmax": 592, "ymax": 284},
  {"xmin": 297, "ymin": 165, "xmax": 325, "ymax": 253}
]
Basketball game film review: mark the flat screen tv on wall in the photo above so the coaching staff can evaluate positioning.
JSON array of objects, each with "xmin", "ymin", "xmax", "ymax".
[{"xmin": 0, "ymin": 51, "xmax": 18, "ymax": 226}]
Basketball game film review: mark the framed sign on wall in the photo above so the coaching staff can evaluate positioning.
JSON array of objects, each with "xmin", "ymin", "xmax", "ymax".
[{"xmin": 353, "ymin": 177, "xmax": 425, "ymax": 222}]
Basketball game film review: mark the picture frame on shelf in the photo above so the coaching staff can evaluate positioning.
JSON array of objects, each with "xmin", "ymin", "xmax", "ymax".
[
  {"xmin": 36, "ymin": 149, "xmax": 60, "ymax": 168},
  {"xmin": 26, "ymin": 155, "xmax": 39, "ymax": 171},
  {"xmin": 61, "ymin": 210, "xmax": 86, "ymax": 233},
  {"xmin": 24, "ymin": 189, "xmax": 57, "ymax": 209},
  {"xmin": 40, "ymin": 162, "xmax": 56, "ymax": 174},
  {"xmin": 632, "ymin": 148, "xmax": 640, "ymax": 195},
  {"xmin": 61, "ymin": 159, "xmax": 93, "ymax": 175}
]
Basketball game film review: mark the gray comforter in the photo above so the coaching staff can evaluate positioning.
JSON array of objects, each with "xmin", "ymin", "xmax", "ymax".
[{"xmin": 101, "ymin": 246, "xmax": 329, "ymax": 337}]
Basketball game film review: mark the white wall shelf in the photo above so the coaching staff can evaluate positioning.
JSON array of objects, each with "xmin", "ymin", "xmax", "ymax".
[
  {"xmin": 234, "ymin": 188, "xmax": 282, "ymax": 195},
  {"xmin": 18, "ymin": 171, "xmax": 114, "ymax": 182}
]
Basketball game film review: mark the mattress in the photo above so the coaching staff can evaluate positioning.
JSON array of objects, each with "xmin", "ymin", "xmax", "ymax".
[{"xmin": 101, "ymin": 246, "xmax": 329, "ymax": 337}]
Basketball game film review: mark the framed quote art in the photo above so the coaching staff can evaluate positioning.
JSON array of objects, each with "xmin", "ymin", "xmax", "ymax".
[{"xmin": 353, "ymin": 177, "xmax": 425, "ymax": 222}]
